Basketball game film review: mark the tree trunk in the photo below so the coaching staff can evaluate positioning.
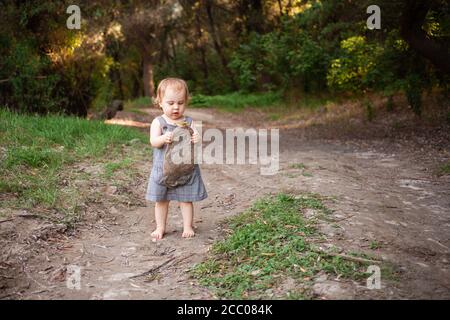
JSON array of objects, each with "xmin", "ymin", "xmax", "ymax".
[
  {"xmin": 195, "ymin": 9, "xmax": 209, "ymax": 90},
  {"xmin": 400, "ymin": 0, "xmax": 449, "ymax": 74},
  {"xmin": 159, "ymin": 28, "xmax": 168, "ymax": 65},
  {"xmin": 111, "ymin": 52, "xmax": 125, "ymax": 100},
  {"xmin": 117, "ymin": 70, "xmax": 125, "ymax": 100},
  {"xmin": 277, "ymin": 0, "xmax": 283, "ymax": 16},
  {"xmin": 142, "ymin": 54, "xmax": 155, "ymax": 97},
  {"xmin": 205, "ymin": 0, "xmax": 237, "ymax": 89},
  {"xmin": 242, "ymin": 0, "xmax": 265, "ymax": 34}
]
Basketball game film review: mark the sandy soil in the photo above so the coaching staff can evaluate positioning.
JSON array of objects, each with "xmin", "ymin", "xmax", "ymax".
[{"xmin": 1, "ymin": 103, "xmax": 449, "ymax": 300}]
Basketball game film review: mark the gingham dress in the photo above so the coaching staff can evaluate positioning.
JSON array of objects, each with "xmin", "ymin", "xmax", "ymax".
[{"xmin": 145, "ymin": 116, "xmax": 208, "ymax": 202}]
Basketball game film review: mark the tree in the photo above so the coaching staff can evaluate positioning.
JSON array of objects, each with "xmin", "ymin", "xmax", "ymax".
[
  {"xmin": 205, "ymin": 0, "xmax": 237, "ymax": 88},
  {"xmin": 121, "ymin": 0, "xmax": 183, "ymax": 97},
  {"xmin": 399, "ymin": 0, "xmax": 449, "ymax": 74}
]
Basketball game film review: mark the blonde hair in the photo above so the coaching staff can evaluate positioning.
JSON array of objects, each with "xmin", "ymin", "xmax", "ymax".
[{"xmin": 154, "ymin": 78, "xmax": 189, "ymax": 107}]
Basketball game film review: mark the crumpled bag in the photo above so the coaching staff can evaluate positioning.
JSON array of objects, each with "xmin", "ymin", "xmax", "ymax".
[{"xmin": 159, "ymin": 122, "xmax": 195, "ymax": 188}]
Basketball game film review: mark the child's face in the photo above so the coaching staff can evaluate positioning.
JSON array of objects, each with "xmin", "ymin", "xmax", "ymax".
[{"xmin": 160, "ymin": 86, "xmax": 186, "ymax": 120}]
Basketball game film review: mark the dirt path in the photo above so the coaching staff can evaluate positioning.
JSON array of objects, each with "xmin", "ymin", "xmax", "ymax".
[{"xmin": 1, "ymin": 107, "xmax": 449, "ymax": 299}]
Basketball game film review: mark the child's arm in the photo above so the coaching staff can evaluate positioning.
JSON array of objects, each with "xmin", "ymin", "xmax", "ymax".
[
  {"xmin": 150, "ymin": 118, "xmax": 173, "ymax": 148},
  {"xmin": 190, "ymin": 120, "xmax": 200, "ymax": 144}
]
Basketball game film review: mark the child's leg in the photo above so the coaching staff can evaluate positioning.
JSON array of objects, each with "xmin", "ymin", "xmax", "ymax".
[
  {"xmin": 152, "ymin": 200, "xmax": 169, "ymax": 239},
  {"xmin": 179, "ymin": 202, "xmax": 195, "ymax": 238}
]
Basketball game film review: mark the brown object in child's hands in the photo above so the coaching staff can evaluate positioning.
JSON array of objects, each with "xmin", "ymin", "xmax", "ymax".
[{"xmin": 159, "ymin": 122, "xmax": 195, "ymax": 188}]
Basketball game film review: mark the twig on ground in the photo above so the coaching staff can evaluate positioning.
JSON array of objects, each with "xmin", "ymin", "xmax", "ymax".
[
  {"xmin": 30, "ymin": 289, "xmax": 49, "ymax": 295},
  {"xmin": 24, "ymin": 270, "xmax": 57, "ymax": 290},
  {"xmin": 132, "ymin": 216, "xmax": 143, "ymax": 227},
  {"xmin": 170, "ymin": 254, "xmax": 193, "ymax": 268},
  {"xmin": 129, "ymin": 256, "xmax": 176, "ymax": 279},
  {"xmin": 333, "ymin": 214, "xmax": 355, "ymax": 222},
  {"xmin": 92, "ymin": 244, "xmax": 108, "ymax": 249},
  {"xmin": 98, "ymin": 257, "xmax": 115, "ymax": 264},
  {"xmin": 313, "ymin": 249, "xmax": 382, "ymax": 264},
  {"xmin": 15, "ymin": 213, "xmax": 42, "ymax": 219},
  {"xmin": 99, "ymin": 224, "xmax": 112, "ymax": 232},
  {"xmin": 122, "ymin": 230, "xmax": 142, "ymax": 236}
]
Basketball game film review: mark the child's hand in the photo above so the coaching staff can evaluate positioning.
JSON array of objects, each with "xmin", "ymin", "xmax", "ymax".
[
  {"xmin": 164, "ymin": 132, "xmax": 174, "ymax": 144},
  {"xmin": 191, "ymin": 131, "xmax": 200, "ymax": 144}
]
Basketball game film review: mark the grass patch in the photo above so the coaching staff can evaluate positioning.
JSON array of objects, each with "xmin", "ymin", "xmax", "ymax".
[
  {"xmin": 124, "ymin": 96, "xmax": 153, "ymax": 109},
  {"xmin": 369, "ymin": 241, "xmax": 382, "ymax": 250},
  {"xmin": 190, "ymin": 92, "xmax": 282, "ymax": 112},
  {"xmin": 191, "ymin": 193, "xmax": 373, "ymax": 299},
  {"xmin": 294, "ymin": 94, "xmax": 338, "ymax": 110},
  {"xmin": 128, "ymin": 108, "xmax": 149, "ymax": 116},
  {"xmin": 438, "ymin": 162, "xmax": 450, "ymax": 176},
  {"xmin": 0, "ymin": 108, "xmax": 150, "ymax": 226},
  {"xmin": 102, "ymin": 158, "xmax": 134, "ymax": 179},
  {"xmin": 289, "ymin": 163, "xmax": 306, "ymax": 170},
  {"xmin": 287, "ymin": 163, "xmax": 313, "ymax": 177},
  {"xmin": 123, "ymin": 97, "xmax": 153, "ymax": 115},
  {"xmin": 268, "ymin": 113, "xmax": 281, "ymax": 121}
]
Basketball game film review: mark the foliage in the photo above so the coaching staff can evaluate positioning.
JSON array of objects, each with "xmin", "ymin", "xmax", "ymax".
[
  {"xmin": 327, "ymin": 36, "xmax": 382, "ymax": 91},
  {"xmin": 438, "ymin": 162, "xmax": 450, "ymax": 176},
  {"xmin": 0, "ymin": 1, "xmax": 448, "ymax": 116},
  {"xmin": 190, "ymin": 91, "xmax": 282, "ymax": 111},
  {"xmin": 0, "ymin": 38, "xmax": 60, "ymax": 114}
]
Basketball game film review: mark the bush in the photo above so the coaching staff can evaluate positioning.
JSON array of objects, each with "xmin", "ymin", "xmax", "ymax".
[
  {"xmin": 404, "ymin": 75, "xmax": 423, "ymax": 116},
  {"xmin": 229, "ymin": 33, "xmax": 275, "ymax": 92},
  {"xmin": 0, "ymin": 39, "xmax": 61, "ymax": 114},
  {"xmin": 327, "ymin": 36, "xmax": 382, "ymax": 92},
  {"xmin": 229, "ymin": 26, "xmax": 330, "ymax": 94}
]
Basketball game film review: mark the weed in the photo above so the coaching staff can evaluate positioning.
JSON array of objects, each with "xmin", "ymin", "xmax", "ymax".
[{"xmin": 191, "ymin": 193, "xmax": 373, "ymax": 299}]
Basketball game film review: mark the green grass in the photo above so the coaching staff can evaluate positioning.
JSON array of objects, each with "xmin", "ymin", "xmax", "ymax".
[
  {"xmin": 124, "ymin": 96, "xmax": 153, "ymax": 109},
  {"xmin": 128, "ymin": 108, "xmax": 149, "ymax": 116},
  {"xmin": 288, "ymin": 163, "xmax": 313, "ymax": 177},
  {"xmin": 0, "ymin": 108, "xmax": 150, "ymax": 226},
  {"xmin": 289, "ymin": 163, "xmax": 306, "ymax": 170},
  {"xmin": 102, "ymin": 158, "xmax": 133, "ymax": 179},
  {"xmin": 191, "ymin": 193, "xmax": 374, "ymax": 299},
  {"xmin": 295, "ymin": 94, "xmax": 337, "ymax": 110},
  {"xmin": 124, "ymin": 92, "xmax": 343, "ymax": 120},
  {"xmin": 438, "ymin": 162, "xmax": 450, "ymax": 176},
  {"xmin": 369, "ymin": 241, "xmax": 382, "ymax": 250},
  {"xmin": 190, "ymin": 92, "xmax": 282, "ymax": 112},
  {"xmin": 285, "ymin": 173, "xmax": 299, "ymax": 178}
]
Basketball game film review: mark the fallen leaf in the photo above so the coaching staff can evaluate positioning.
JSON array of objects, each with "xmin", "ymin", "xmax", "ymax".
[{"xmin": 261, "ymin": 253, "xmax": 275, "ymax": 256}]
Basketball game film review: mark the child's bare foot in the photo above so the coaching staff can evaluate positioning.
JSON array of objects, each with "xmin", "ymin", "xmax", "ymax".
[
  {"xmin": 151, "ymin": 228, "xmax": 165, "ymax": 240},
  {"xmin": 182, "ymin": 227, "xmax": 195, "ymax": 238}
]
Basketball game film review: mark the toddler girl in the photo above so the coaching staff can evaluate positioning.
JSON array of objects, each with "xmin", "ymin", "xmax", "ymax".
[{"xmin": 146, "ymin": 78, "xmax": 208, "ymax": 240}]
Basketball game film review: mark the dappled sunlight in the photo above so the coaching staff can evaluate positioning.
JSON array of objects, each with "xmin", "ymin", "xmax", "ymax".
[{"xmin": 104, "ymin": 118, "xmax": 150, "ymax": 128}]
